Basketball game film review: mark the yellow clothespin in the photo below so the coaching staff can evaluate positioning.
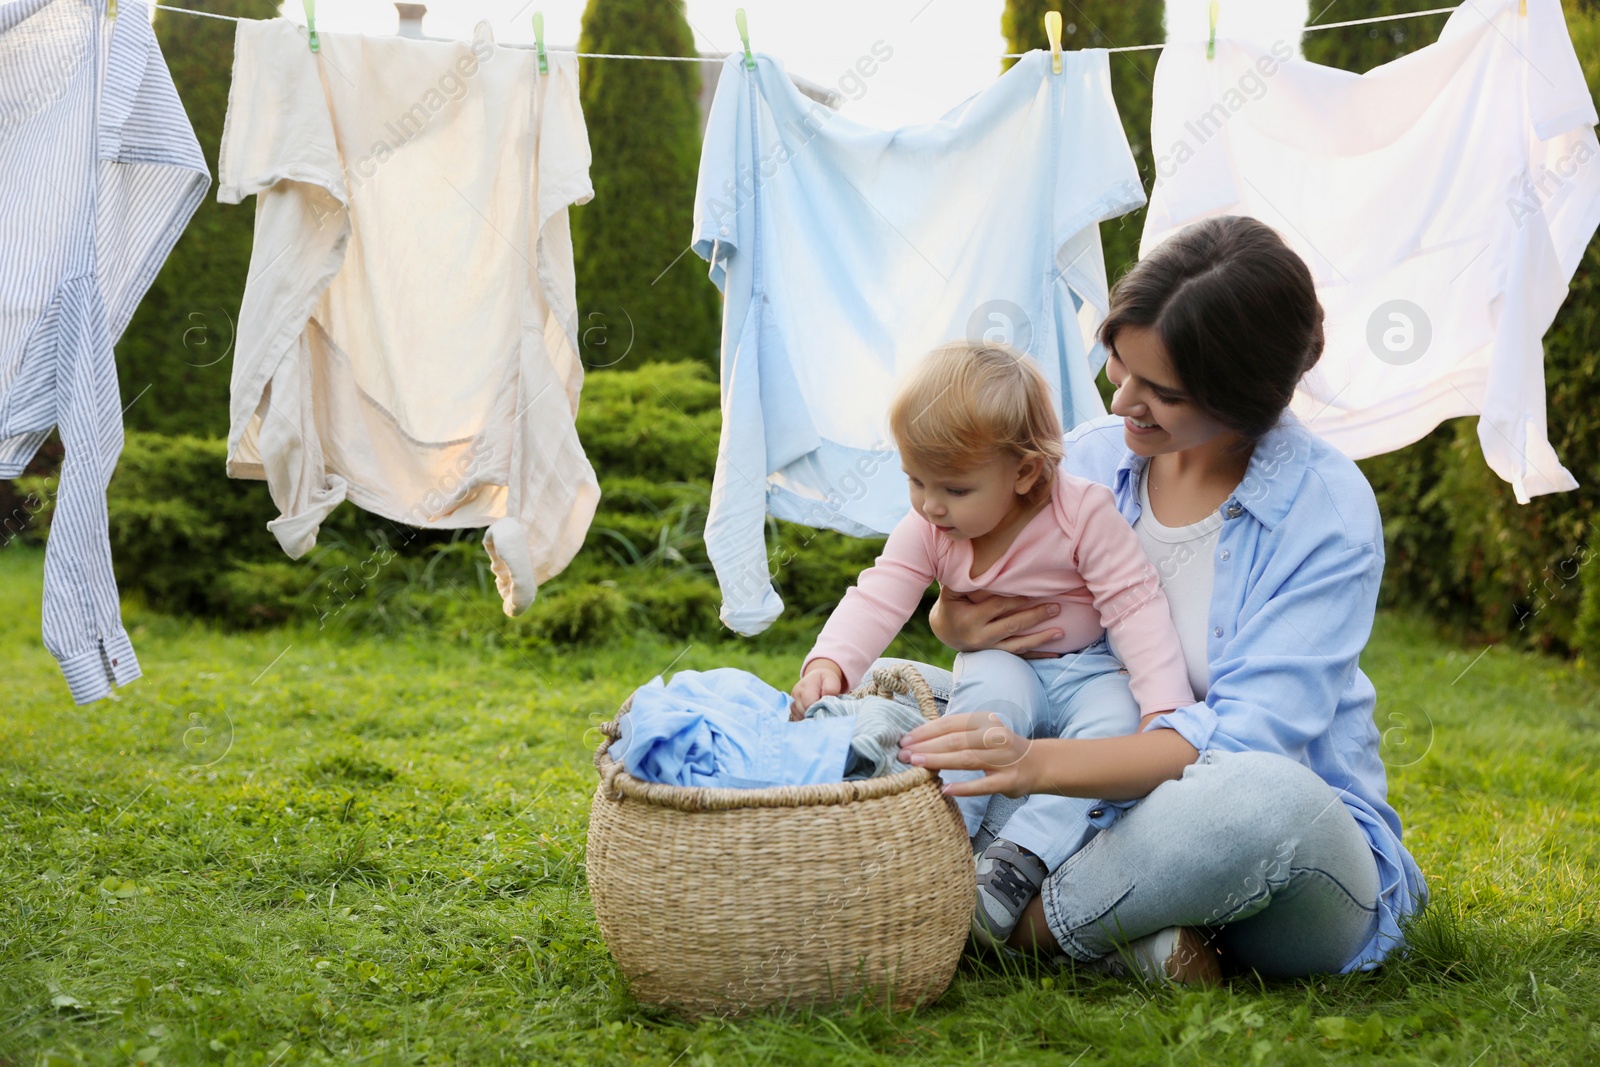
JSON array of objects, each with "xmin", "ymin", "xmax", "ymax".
[
  {"xmin": 736, "ymin": 8, "xmax": 755, "ymax": 70},
  {"xmin": 1207, "ymin": 1, "xmax": 1219, "ymax": 60},
  {"xmin": 1520, "ymin": 0, "xmax": 1527, "ymax": 14},
  {"xmin": 303, "ymin": 0, "xmax": 320, "ymax": 53},
  {"xmin": 107, "ymin": 0, "xmax": 116, "ymax": 18},
  {"xmin": 533, "ymin": 12, "xmax": 548, "ymax": 74},
  {"xmin": 1045, "ymin": 11, "xmax": 1062, "ymax": 75}
]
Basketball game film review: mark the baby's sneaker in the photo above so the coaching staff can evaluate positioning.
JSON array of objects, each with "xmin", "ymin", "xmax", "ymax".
[{"xmin": 971, "ymin": 839, "xmax": 1048, "ymax": 951}]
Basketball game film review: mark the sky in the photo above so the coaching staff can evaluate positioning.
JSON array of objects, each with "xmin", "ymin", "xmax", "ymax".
[{"xmin": 153, "ymin": 0, "xmax": 1323, "ymax": 128}]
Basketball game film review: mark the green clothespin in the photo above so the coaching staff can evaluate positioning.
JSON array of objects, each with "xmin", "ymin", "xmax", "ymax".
[
  {"xmin": 735, "ymin": 8, "xmax": 754, "ymax": 70},
  {"xmin": 1206, "ymin": 0, "xmax": 1218, "ymax": 60},
  {"xmin": 533, "ymin": 12, "xmax": 548, "ymax": 74},
  {"xmin": 303, "ymin": 0, "xmax": 320, "ymax": 53},
  {"xmin": 1044, "ymin": 11, "xmax": 1062, "ymax": 75}
]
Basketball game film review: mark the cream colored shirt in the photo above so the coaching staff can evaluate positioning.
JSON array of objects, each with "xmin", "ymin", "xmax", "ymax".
[{"xmin": 219, "ymin": 19, "xmax": 598, "ymax": 616}]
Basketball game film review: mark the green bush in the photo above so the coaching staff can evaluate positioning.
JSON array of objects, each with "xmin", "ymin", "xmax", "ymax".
[
  {"xmin": 516, "ymin": 583, "xmax": 632, "ymax": 646},
  {"xmin": 21, "ymin": 432, "xmax": 278, "ymax": 616},
  {"xmin": 574, "ymin": 361, "xmax": 720, "ymax": 482},
  {"xmin": 11, "ymin": 360, "xmax": 985, "ymax": 653}
]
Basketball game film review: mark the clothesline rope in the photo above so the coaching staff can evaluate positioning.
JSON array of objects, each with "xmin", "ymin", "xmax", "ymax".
[{"xmin": 150, "ymin": 3, "xmax": 1463, "ymax": 59}]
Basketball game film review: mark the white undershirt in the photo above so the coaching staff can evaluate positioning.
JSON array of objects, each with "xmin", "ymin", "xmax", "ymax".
[{"xmin": 1133, "ymin": 462, "xmax": 1221, "ymax": 700}]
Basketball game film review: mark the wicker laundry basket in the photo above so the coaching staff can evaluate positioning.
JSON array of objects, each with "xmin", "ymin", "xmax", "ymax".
[{"xmin": 586, "ymin": 663, "xmax": 975, "ymax": 1016}]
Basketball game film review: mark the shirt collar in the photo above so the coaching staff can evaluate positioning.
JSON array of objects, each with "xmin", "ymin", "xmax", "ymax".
[{"xmin": 1112, "ymin": 411, "xmax": 1312, "ymax": 532}]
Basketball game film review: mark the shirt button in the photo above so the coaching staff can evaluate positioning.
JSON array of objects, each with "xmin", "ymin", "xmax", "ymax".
[
  {"xmin": 1088, "ymin": 808, "xmax": 1105, "ymax": 819},
  {"xmin": 719, "ymin": 225, "xmax": 730, "ymax": 236},
  {"xmin": 1219, "ymin": 549, "xmax": 1230, "ymax": 561},
  {"xmin": 1213, "ymin": 627, "xmax": 1223, "ymax": 638},
  {"xmin": 1225, "ymin": 504, "xmax": 1243, "ymax": 518}
]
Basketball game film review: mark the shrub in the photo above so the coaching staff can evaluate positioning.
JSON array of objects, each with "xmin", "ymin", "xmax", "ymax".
[
  {"xmin": 517, "ymin": 583, "xmax": 632, "ymax": 646},
  {"xmin": 575, "ymin": 361, "xmax": 720, "ymax": 482}
]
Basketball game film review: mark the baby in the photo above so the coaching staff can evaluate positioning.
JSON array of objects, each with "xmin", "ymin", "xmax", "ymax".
[{"xmin": 791, "ymin": 341, "xmax": 1194, "ymax": 948}]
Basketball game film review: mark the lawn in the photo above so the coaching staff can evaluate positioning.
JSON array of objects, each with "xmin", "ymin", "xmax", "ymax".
[{"xmin": 2, "ymin": 545, "xmax": 1597, "ymax": 1065}]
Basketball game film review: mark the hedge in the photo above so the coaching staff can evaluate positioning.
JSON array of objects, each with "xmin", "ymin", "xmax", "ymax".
[{"xmin": 13, "ymin": 363, "xmax": 886, "ymax": 651}]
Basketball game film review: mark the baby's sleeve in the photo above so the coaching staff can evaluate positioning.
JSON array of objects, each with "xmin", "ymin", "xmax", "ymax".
[
  {"xmin": 1070, "ymin": 482, "xmax": 1195, "ymax": 714},
  {"xmin": 802, "ymin": 513, "xmax": 939, "ymax": 689}
]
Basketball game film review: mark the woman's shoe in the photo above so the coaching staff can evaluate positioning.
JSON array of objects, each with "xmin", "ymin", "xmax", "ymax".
[{"xmin": 1092, "ymin": 926, "xmax": 1222, "ymax": 986}]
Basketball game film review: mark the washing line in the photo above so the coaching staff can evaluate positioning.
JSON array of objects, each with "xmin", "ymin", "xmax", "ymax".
[{"xmin": 151, "ymin": 3, "xmax": 1463, "ymax": 60}]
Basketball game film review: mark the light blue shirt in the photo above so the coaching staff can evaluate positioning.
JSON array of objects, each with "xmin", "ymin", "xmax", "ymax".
[
  {"xmin": 1064, "ymin": 412, "xmax": 1427, "ymax": 970},
  {"xmin": 0, "ymin": 0, "xmax": 208, "ymax": 703},
  {"xmin": 617, "ymin": 669, "xmax": 854, "ymax": 789},
  {"xmin": 692, "ymin": 50, "xmax": 1146, "ymax": 635}
]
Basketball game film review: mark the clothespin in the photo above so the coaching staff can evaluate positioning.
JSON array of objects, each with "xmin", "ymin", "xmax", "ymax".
[
  {"xmin": 107, "ymin": 0, "xmax": 116, "ymax": 18},
  {"xmin": 1045, "ymin": 11, "xmax": 1062, "ymax": 74},
  {"xmin": 303, "ymin": 0, "xmax": 320, "ymax": 53},
  {"xmin": 1520, "ymin": 0, "xmax": 1527, "ymax": 14},
  {"xmin": 735, "ymin": 8, "xmax": 755, "ymax": 70},
  {"xmin": 1207, "ymin": 0, "xmax": 1218, "ymax": 60},
  {"xmin": 533, "ymin": 12, "xmax": 548, "ymax": 74}
]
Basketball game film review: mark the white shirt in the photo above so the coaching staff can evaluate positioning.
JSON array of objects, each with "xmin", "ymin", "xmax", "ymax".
[
  {"xmin": 692, "ymin": 49, "xmax": 1146, "ymax": 634},
  {"xmin": 1141, "ymin": 0, "xmax": 1600, "ymax": 503},
  {"xmin": 1133, "ymin": 462, "xmax": 1220, "ymax": 700},
  {"xmin": 218, "ymin": 19, "xmax": 598, "ymax": 615}
]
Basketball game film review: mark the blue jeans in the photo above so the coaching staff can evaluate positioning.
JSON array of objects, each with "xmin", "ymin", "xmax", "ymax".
[
  {"xmin": 867, "ymin": 658, "xmax": 1383, "ymax": 976},
  {"xmin": 883, "ymin": 643, "xmax": 1139, "ymax": 870}
]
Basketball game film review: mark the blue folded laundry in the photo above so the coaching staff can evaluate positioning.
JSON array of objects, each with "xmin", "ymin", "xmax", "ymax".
[{"xmin": 616, "ymin": 669, "xmax": 855, "ymax": 789}]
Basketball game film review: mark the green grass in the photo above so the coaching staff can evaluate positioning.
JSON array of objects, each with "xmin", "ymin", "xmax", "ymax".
[{"xmin": 2, "ymin": 545, "xmax": 1597, "ymax": 1065}]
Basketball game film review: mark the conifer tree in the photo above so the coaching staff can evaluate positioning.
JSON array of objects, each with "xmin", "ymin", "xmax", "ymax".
[
  {"xmin": 572, "ymin": 0, "xmax": 722, "ymax": 373},
  {"xmin": 117, "ymin": 0, "xmax": 280, "ymax": 436}
]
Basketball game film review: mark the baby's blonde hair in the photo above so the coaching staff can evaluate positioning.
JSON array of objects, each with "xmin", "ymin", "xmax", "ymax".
[{"xmin": 888, "ymin": 341, "xmax": 1065, "ymax": 504}]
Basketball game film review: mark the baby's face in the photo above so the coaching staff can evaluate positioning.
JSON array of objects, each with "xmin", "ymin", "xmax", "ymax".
[{"xmin": 902, "ymin": 454, "xmax": 1032, "ymax": 542}]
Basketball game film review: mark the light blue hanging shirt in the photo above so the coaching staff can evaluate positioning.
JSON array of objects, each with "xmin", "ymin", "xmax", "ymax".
[{"xmin": 692, "ymin": 50, "xmax": 1146, "ymax": 635}]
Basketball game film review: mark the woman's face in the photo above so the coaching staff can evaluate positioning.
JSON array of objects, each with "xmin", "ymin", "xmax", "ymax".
[{"xmin": 1105, "ymin": 325, "xmax": 1241, "ymax": 459}]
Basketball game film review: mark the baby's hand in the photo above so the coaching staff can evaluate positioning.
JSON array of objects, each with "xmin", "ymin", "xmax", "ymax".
[{"xmin": 790, "ymin": 660, "xmax": 846, "ymax": 719}]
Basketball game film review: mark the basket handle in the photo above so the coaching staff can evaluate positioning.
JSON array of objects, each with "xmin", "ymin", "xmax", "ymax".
[{"xmin": 857, "ymin": 662, "xmax": 943, "ymax": 723}]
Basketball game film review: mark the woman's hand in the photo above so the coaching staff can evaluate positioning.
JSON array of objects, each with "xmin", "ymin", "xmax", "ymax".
[
  {"xmin": 790, "ymin": 659, "xmax": 845, "ymax": 719},
  {"xmin": 896, "ymin": 711, "xmax": 1039, "ymax": 798},
  {"xmin": 928, "ymin": 588, "xmax": 1065, "ymax": 656}
]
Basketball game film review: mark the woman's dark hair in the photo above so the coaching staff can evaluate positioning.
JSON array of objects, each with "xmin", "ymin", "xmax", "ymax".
[{"xmin": 1099, "ymin": 215, "xmax": 1324, "ymax": 447}]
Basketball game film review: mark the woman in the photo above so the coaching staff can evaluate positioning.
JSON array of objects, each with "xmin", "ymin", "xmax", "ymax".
[{"xmin": 889, "ymin": 215, "xmax": 1426, "ymax": 982}]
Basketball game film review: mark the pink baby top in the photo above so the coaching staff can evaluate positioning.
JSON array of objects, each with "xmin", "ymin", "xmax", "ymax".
[{"xmin": 804, "ymin": 466, "xmax": 1195, "ymax": 715}]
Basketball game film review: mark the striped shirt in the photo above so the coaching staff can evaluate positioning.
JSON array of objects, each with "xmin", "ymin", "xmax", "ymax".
[{"xmin": 0, "ymin": 0, "xmax": 208, "ymax": 703}]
